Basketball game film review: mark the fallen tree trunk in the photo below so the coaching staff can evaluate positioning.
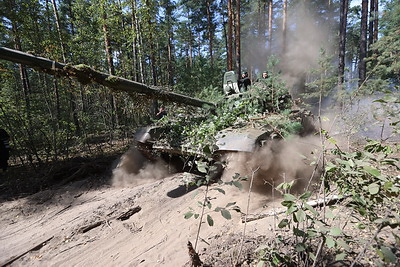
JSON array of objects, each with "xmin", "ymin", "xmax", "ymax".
[{"xmin": 0, "ymin": 47, "xmax": 215, "ymax": 109}]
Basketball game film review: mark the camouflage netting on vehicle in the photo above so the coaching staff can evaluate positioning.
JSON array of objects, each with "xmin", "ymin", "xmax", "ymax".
[{"xmin": 136, "ymin": 80, "xmax": 315, "ymax": 161}]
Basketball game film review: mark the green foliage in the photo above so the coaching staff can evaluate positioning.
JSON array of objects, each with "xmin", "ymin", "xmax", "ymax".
[
  {"xmin": 174, "ymin": 55, "xmax": 225, "ymax": 97},
  {"xmin": 303, "ymin": 49, "xmax": 338, "ymax": 106},
  {"xmin": 184, "ymin": 172, "xmax": 245, "ymax": 226},
  {"xmin": 326, "ymin": 141, "xmax": 399, "ymax": 220},
  {"xmin": 254, "ymin": 139, "xmax": 399, "ymax": 266},
  {"xmin": 367, "ymin": 29, "xmax": 400, "ymax": 83}
]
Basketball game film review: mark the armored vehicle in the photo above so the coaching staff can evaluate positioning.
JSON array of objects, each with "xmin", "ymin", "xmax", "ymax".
[{"xmin": 133, "ymin": 71, "xmax": 315, "ymax": 177}]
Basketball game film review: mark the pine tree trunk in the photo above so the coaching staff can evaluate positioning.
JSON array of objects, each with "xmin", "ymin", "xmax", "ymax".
[
  {"xmin": 45, "ymin": 0, "xmax": 61, "ymax": 127},
  {"xmin": 268, "ymin": 0, "xmax": 273, "ymax": 52},
  {"xmin": 206, "ymin": 0, "xmax": 214, "ymax": 66},
  {"xmin": 130, "ymin": 0, "xmax": 140, "ymax": 82},
  {"xmin": 368, "ymin": 0, "xmax": 375, "ymax": 49},
  {"xmin": 102, "ymin": 11, "xmax": 118, "ymax": 128},
  {"xmin": 51, "ymin": 0, "xmax": 81, "ymax": 135},
  {"xmin": 150, "ymin": 42, "xmax": 157, "ymax": 86},
  {"xmin": 358, "ymin": 0, "xmax": 368, "ymax": 87},
  {"xmin": 189, "ymin": 28, "xmax": 193, "ymax": 68},
  {"xmin": 167, "ymin": 32, "xmax": 174, "ymax": 86},
  {"xmin": 51, "ymin": 0, "xmax": 66, "ymax": 62},
  {"xmin": 227, "ymin": 0, "xmax": 234, "ymax": 71},
  {"xmin": 338, "ymin": 0, "xmax": 349, "ymax": 88},
  {"xmin": 235, "ymin": 0, "xmax": 241, "ymax": 75},
  {"xmin": 373, "ymin": 0, "xmax": 378, "ymax": 42},
  {"xmin": 164, "ymin": 3, "xmax": 174, "ymax": 86},
  {"xmin": 131, "ymin": 0, "xmax": 145, "ymax": 83},
  {"xmin": 282, "ymin": 0, "xmax": 288, "ymax": 55}
]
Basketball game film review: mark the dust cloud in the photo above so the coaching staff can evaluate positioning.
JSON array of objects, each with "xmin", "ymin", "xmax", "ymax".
[
  {"xmin": 280, "ymin": 1, "xmax": 334, "ymax": 96},
  {"xmin": 111, "ymin": 147, "xmax": 171, "ymax": 187},
  {"xmin": 221, "ymin": 135, "xmax": 322, "ymax": 195},
  {"xmin": 241, "ymin": 1, "xmax": 335, "ymax": 97},
  {"xmin": 320, "ymin": 93, "xmax": 400, "ymax": 146}
]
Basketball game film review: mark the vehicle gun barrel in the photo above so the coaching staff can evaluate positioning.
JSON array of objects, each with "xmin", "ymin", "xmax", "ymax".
[{"xmin": 0, "ymin": 47, "xmax": 215, "ymax": 109}]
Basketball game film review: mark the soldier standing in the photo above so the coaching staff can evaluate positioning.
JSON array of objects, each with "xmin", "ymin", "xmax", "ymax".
[{"xmin": 238, "ymin": 71, "xmax": 251, "ymax": 92}]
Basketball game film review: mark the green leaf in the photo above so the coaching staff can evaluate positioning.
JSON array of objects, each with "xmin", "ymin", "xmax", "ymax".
[
  {"xmin": 327, "ymin": 137, "xmax": 337, "ymax": 145},
  {"xmin": 232, "ymin": 206, "xmax": 241, "ymax": 212},
  {"xmin": 196, "ymin": 179, "xmax": 204, "ymax": 187},
  {"xmin": 293, "ymin": 227, "xmax": 306, "ymax": 237},
  {"xmin": 196, "ymin": 161, "xmax": 208, "ymax": 174},
  {"xmin": 326, "ymin": 209, "xmax": 335, "ymax": 219},
  {"xmin": 304, "ymin": 203, "xmax": 318, "ymax": 216},
  {"xmin": 357, "ymin": 223, "xmax": 366, "ymax": 229},
  {"xmin": 309, "ymin": 252, "xmax": 316, "ymax": 261},
  {"xmin": 225, "ymin": 202, "xmax": 236, "ymax": 207},
  {"xmin": 383, "ymin": 181, "xmax": 393, "ymax": 190},
  {"xmin": 286, "ymin": 204, "xmax": 297, "ymax": 215},
  {"xmin": 326, "ymin": 237, "xmax": 335, "ymax": 248},
  {"xmin": 329, "ymin": 227, "xmax": 342, "ymax": 236},
  {"xmin": 307, "ymin": 229, "xmax": 318, "ymax": 237},
  {"xmin": 203, "ymin": 145, "xmax": 211, "ymax": 155},
  {"xmin": 368, "ymin": 183, "xmax": 380, "ymax": 195},
  {"xmin": 325, "ymin": 162, "xmax": 337, "ymax": 172},
  {"xmin": 295, "ymin": 243, "xmax": 306, "ymax": 252},
  {"xmin": 207, "ymin": 214, "xmax": 214, "ymax": 226},
  {"xmin": 276, "ymin": 181, "xmax": 294, "ymax": 191},
  {"xmin": 393, "ymin": 233, "xmax": 400, "ymax": 246},
  {"xmin": 294, "ymin": 209, "xmax": 306, "ymax": 223},
  {"xmin": 281, "ymin": 200, "xmax": 293, "ymax": 207},
  {"xmin": 336, "ymin": 239, "xmax": 350, "ymax": 251},
  {"xmin": 283, "ymin": 193, "xmax": 297, "ymax": 202},
  {"xmin": 212, "ymin": 188, "xmax": 226, "ymax": 194},
  {"xmin": 299, "ymin": 191, "xmax": 312, "ymax": 200},
  {"xmin": 335, "ymin": 253, "xmax": 346, "ymax": 261},
  {"xmin": 363, "ymin": 166, "xmax": 381, "ymax": 177},
  {"xmin": 184, "ymin": 211, "xmax": 193, "ymax": 219},
  {"xmin": 232, "ymin": 181, "xmax": 243, "ymax": 190},
  {"xmin": 378, "ymin": 247, "xmax": 396, "ymax": 263},
  {"xmin": 322, "ymin": 116, "xmax": 330, "ymax": 121},
  {"xmin": 373, "ymin": 99, "xmax": 387, "ymax": 103},
  {"xmin": 278, "ymin": 219, "xmax": 289, "ymax": 228},
  {"xmin": 232, "ymin": 173, "xmax": 241, "ymax": 180},
  {"xmin": 221, "ymin": 209, "xmax": 232, "ymax": 220}
]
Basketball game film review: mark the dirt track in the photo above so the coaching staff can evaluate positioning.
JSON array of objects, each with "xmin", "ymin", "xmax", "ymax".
[{"xmin": 0, "ymin": 171, "xmax": 281, "ymax": 266}]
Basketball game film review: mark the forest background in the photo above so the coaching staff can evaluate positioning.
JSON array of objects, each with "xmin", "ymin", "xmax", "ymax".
[{"xmin": 0, "ymin": 0, "xmax": 399, "ymax": 168}]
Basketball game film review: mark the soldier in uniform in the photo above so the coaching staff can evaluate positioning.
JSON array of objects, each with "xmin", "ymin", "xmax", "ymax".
[
  {"xmin": 256, "ymin": 71, "xmax": 269, "ymax": 82},
  {"xmin": 238, "ymin": 71, "xmax": 251, "ymax": 92}
]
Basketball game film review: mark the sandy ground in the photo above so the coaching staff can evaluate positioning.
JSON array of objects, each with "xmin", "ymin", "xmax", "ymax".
[
  {"xmin": 0, "ymin": 168, "xmax": 284, "ymax": 267},
  {"xmin": 1, "ymin": 136, "xmax": 397, "ymax": 267}
]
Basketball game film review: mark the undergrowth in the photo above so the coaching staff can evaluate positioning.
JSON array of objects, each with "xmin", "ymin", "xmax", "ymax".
[{"xmin": 181, "ymin": 60, "xmax": 399, "ymax": 266}]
